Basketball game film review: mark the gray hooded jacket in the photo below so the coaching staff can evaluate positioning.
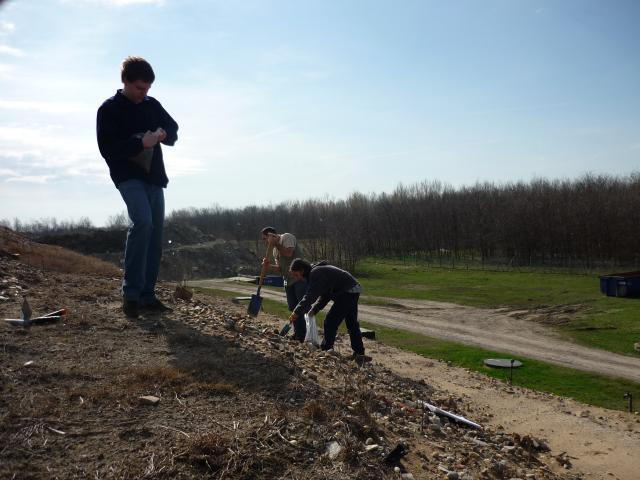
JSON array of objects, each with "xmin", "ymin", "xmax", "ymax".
[{"xmin": 293, "ymin": 261, "xmax": 360, "ymax": 316}]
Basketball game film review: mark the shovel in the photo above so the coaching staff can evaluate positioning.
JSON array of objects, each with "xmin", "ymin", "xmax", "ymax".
[{"xmin": 248, "ymin": 244, "xmax": 271, "ymax": 317}]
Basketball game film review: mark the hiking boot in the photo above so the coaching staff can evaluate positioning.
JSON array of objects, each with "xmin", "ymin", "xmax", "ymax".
[
  {"xmin": 140, "ymin": 298, "xmax": 172, "ymax": 313},
  {"xmin": 122, "ymin": 299, "xmax": 139, "ymax": 319}
]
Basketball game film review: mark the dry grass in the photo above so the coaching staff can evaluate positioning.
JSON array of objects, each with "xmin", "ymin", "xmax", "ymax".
[
  {"xmin": 66, "ymin": 365, "xmax": 236, "ymax": 407},
  {"xmin": 124, "ymin": 365, "xmax": 190, "ymax": 388},
  {"xmin": 185, "ymin": 432, "xmax": 231, "ymax": 473},
  {"xmin": 0, "ymin": 226, "xmax": 119, "ymax": 276},
  {"xmin": 302, "ymin": 399, "xmax": 328, "ymax": 421},
  {"xmin": 5, "ymin": 392, "xmax": 62, "ymax": 419},
  {"xmin": 182, "ymin": 381, "xmax": 236, "ymax": 395},
  {"xmin": 122, "ymin": 365, "xmax": 235, "ymax": 394}
]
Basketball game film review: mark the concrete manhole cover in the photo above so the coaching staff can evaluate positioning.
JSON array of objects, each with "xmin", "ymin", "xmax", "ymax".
[{"xmin": 484, "ymin": 358, "xmax": 523, "ymax": 368}]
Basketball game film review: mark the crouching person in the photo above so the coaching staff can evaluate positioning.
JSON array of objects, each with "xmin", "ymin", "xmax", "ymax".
[{"xmin": 288, "ymin": 259, "xmax": 371, "ymax": 364}]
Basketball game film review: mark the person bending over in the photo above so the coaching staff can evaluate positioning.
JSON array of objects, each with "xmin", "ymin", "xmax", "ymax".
[{"xmin": 288, "ymin": 259, "xmax": 370, "ymax": 364}]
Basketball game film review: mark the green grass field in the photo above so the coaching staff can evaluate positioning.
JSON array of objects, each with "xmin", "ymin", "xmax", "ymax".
[{"xmin": 356, "ymin": 258, "xmax": 640, "ymax": 356}]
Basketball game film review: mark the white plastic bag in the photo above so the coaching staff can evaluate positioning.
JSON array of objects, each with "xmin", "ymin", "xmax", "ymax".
[{"xmin": 304, "ymin": 313, "xmax": 320, "ymax": 347}]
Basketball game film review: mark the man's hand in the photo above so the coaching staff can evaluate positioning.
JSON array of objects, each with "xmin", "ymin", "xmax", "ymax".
[
  {"xmin": 288, "ymin": 312, "xmax": 298, "ymax": 324},
  {"xmin": 142, "ymin": 130, "xmax": 158, "ymax": 148},
  {"xmin": 154, "ymin": 127, "xmax": 167, "ymax": 142}
]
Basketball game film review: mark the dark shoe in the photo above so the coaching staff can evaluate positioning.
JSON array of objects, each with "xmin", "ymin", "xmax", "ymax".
[
  {"xmin": 354, "ymin": 354, "xmax": 372, "ymax": 367},
  {"xmin": 140, "ymin": 298, "xmax": 172, "ymax": 313},
  {"xmin": 122, "ymin": 299, "xmax": 139, "ymax": 318}
]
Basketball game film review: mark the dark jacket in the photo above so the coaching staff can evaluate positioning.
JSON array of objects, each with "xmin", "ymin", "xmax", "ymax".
[
  {"xmin": 96, "ymin": 90, "xmax": 178, "ymax": 187},
  {"xmin": 293, "ymin": 262, "xmax": 359, "ymax": 316}
]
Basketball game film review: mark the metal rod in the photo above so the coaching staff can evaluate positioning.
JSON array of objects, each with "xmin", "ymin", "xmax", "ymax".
[{"xmin": 509, "ymin": 359, "xmax": 514, "ymax": 385}]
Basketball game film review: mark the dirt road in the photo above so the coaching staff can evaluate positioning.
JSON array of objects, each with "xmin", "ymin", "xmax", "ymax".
[{"xmin": 190, "ymin": 278, "xmax": 640, "ymax": 383}]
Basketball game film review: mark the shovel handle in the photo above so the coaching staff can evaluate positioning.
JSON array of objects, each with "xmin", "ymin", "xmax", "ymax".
[{"xmin": 257, "ymin": 242, "xmax": 272, "ymax": 289}]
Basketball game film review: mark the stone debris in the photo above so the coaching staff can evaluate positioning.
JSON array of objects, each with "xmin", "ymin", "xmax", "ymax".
[
  {"xmin": 138, "ymin": 395, "xmax": 161, "ymax": 405},
  {"xmin": 325, "ymin": 441, "xmax": 343, "ymax": 460},
  {"xmin": 555, "ymin": 452, "xmax": 574, "ymax": 469}
]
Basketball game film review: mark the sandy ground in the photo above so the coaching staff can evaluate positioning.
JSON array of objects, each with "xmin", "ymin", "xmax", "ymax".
[
  {"xmin": 188, "ymin": 278, "xmax": 640, "ymax": 480},
  {"xmin": 190, "ymin": 278, "xmax": 640, "ymax": 383},
  {"xmin": 366, "ymin": 342, "xmax": 640, "ymax": 480}
]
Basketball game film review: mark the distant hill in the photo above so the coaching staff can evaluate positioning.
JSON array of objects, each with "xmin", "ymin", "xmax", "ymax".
[
  {"xmin": 0, "ymin": 226, "xmax": 120, "ymax": 276},
  {"xmin": 28, "ymin": 226, "xmax": 260, "ymax": 281}
]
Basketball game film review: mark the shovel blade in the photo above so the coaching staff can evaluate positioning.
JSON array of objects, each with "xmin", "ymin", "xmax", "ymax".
[
  {"xmin": 279, "ymin": 323, "xmax": 291, "ymax": 336},
  {"xmin": 247, "ymin": 294, "xmax": 262, "ymax": 316}
]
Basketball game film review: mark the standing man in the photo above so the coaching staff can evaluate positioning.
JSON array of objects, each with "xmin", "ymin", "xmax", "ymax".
[
  {"xmin": 261, "ymin": 227, "xmax": 308, "ymax": 341},
  {"xmin": 288, "ymin": 259, "xmax": 371, "ymax": 364},
  {"xmin": 97, "ymin": 56, "xmax": 178, "ymax": 318}
]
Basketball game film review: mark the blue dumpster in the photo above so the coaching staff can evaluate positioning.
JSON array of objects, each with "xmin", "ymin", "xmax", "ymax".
[
  {"xmin": 262, "ymin": 275, "xmax": 284, "ymax": 287},
  {"xmin": 599, "ymin": 271, "xmax": 640, "ymax": 297}
]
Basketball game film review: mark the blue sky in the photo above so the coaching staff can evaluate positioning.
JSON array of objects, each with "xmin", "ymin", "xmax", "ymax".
[{"xmin": 0, "ymin": 0, "xmax": 638, "ymax": 226}]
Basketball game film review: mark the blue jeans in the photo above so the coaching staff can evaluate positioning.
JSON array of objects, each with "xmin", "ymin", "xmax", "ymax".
[
  {"xmin": 321, "ymin": 292, "xmax": 365, "ymax": 355},
  {"xmin": 286, "ymin": 280, "xmax": 308, "ymax": 341},
  {"xmin": 117, "ymin": 179, "xmax": 165, "ymax": 304}
]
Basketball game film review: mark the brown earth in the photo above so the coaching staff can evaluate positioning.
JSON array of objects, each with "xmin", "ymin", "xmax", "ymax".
[{"xmin": 1, "ymin": 230, "xmax": 638, "ymax": 479}]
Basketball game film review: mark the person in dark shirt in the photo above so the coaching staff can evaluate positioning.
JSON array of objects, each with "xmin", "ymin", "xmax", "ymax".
[
  {"xmin": 288, "ymin": 259, "xmax": 371, "ymax": 364},
  {"xmin": 96, "ymin": 56, "xmax": 178, "ymax": 318}
]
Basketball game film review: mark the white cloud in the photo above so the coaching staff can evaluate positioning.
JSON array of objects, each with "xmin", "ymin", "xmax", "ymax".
[
  {"xmin": 6, "ymin": 174, "xmax": 57, "ymax": 184},
  {"xmin": 0, "ymin": 124, "xmax": 103, "ymax": 186},
  {"xmin": 0, "ymin": 125, "xmax": 91, "ymax": 153},
  {"xmin": 0, "ymin": 168, "xmax": 19, "ymax": 177},
  {"xmin": 0, "ymin": 99, "xmax": 91, "ymax": 114},
  {"xmin": 0, "ymin": 44, "xmax": 24, "ymax": 57},
  {"xmin": 0, "ymin": 63, "xmax": 15, "ymax": 76},
  {"xmin": 164, "ymin": 155, "xmax": 205, "ymax": 177},
  {"xmin": 0, "ymin": 21, "xmax": 15, "ymax": 36}
]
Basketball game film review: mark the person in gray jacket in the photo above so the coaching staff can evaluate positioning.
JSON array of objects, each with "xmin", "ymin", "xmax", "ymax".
[{"xmin": 288, "ymin": 259, "xmax": 371, "ymax": 363}]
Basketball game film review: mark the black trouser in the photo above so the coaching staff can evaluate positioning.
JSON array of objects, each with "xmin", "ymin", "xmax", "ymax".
[
  {"xmin": 286, "ymin": 280, "xmax": 308, "ymax": 342},
  {"xmin": 320, "ymin": 292, "xmax": 365, "ymax": 355}
]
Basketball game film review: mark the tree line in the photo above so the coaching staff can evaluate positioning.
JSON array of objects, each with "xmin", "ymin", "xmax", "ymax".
[
  {"xmin": 164, "ymin": 173, "xmax": 640, "ymax": 272},
  {"xmin": 4, "ymin": 173, "xmax": 639, "ymax": 273}
]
